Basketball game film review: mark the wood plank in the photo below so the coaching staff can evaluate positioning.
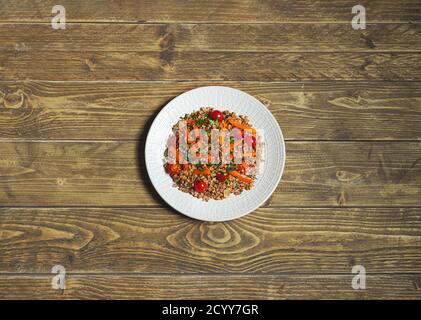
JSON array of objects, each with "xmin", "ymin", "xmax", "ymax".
[
  {"xmin": 0, "ymin": 0, "xmax": 419, "ymax": 23},
  {"xmin": 274, "ymin": 142, "xmax": 421, "ymax": 206},
  {"xmin": 1, "ymin": 51, "xmax": 420, "ymax": 81},
  {"xmin": 0, "ymin": 142, "xmax": 420, "ymax": 206},
  {"xmin": 0, "ymin": 141, "xmax": 156, "ymax": 205},
  {"xmin": 0, "ymin": 274, "xmax": 419, "ymax": 299},
  {"xmin": 1, "ymin": 23, "xmax": 420, "ymax": 52},
  {"xmin": 1, "ymin": 207, "xmax": 420, "ymax": 274},
  {"xmin": 1, "ymin": 81, "xmax": 420, "ymax": 141}
]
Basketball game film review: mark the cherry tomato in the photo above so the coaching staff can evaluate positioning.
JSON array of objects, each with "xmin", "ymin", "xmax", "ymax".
[
  {"xmin": 210, "ymin": 109, "xmax": 224, "ymax": 123},
  {"xmin": 216, "ymin": 173, "xmax": 228, "ymax": 182},
  {"xmin": 237, "ymin": 163, "xmax": 247, "ymax": 174},
  {"xmin": 194, "ymin": 179, "xmax": 208, "ymax": 193},
  {"xmin": 166, "ymin": 163, "xmax": 180, "ymax": 176}
]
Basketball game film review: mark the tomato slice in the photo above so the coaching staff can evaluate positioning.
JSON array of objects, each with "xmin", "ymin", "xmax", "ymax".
[
  {"xmin": 236, "ymin": 163, "xmax": 247, "ymax": 174},
  {"xmin": 166, "ymin": 163, "xmax": 180, "ymax": 176},
  {"xmin": 216, "ymin": 173, "xmax": 228, "ymax": 182}
]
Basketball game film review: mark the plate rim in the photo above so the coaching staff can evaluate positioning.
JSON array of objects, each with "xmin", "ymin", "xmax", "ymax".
[{"xmin": 144, "ymin": 85, "xmax": 286, "ymax": 222}]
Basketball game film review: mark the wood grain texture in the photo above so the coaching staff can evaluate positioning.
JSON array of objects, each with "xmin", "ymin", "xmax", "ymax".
[
  {"xmin": 1, "ymin": 81, "xmax": 421, "ymax": 141},
  {"xmin": 0, "ymin": 141, "xmax": 155, "ymax": 206},
  {"xmin": 1, "ymin": 207, "xmax": 420, "ymax": 274},
  {"xmin": 1, "ymin": 51, "xmax": 420, "ymax": 81},
  {"xmin": 0, "ymin": 141, "xmax": 420, "ymax": 206},
  {"xmin": 277, "ymin": 142, "xmax": 421, "ymax": 207},
  {"xmin": 1, "ymin": 0, "xmax": 420, "ymax": 300},
  {"xmin": 1, "ymin": 23, "xmax": 420, "ymax": 52},
  {"xmin": 0, "ymin": 274, "xmax": 420, "ymax": 299},
  {"xmin": 1, "ymin": 0, "xmax": 419, "ymax": 23}
]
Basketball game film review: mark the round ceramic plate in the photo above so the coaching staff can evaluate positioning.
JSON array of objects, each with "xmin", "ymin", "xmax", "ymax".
[{"xmin": 145, "ymin": 86, "xmax": 285, "ymax": 221}]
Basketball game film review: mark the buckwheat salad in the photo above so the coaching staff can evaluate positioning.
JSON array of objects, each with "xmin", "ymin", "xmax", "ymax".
[{"xmin": 164, "ymin": 107, "xmax": 260, "ymax": 201}]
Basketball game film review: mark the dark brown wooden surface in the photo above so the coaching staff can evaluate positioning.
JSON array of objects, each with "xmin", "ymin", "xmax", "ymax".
[
  {"xmin": 2, "ymin": 51, "xmax": 420, "ymax": 81},
  {"xmin": 1, "ymin": 23, "xmax": 420, "ymax": 52},
  {"xmin": 1, "ymin": 207, "xmax": 420, "ymax": 274},
  {"xmin": 0, "ymin": 274, "xmax": 420, "ymax": 299},
  {"xmin": 1, "ymin": 81, "xmax": 421, "ymax": 140},
  {"xmin": 1, "ymin": 0, "xmax": 419, "ymax": 23},
  {"xmin": 0, "ymin": 0, "xmax": 420, "ymax": 299}
]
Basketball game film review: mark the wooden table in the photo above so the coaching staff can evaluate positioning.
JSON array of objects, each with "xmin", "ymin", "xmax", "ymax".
[{"xmin": 0, "ymin": 0, "xmax": 420, "ymax": 299}]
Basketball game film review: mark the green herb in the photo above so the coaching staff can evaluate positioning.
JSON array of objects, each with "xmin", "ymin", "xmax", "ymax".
[
  {"xmin": 230, "ymin": 137, "xmax": 235, "ymax": 144},
  {"xmin": 225, "ymin": 164, "xmax": 236, "ymax": 173}
]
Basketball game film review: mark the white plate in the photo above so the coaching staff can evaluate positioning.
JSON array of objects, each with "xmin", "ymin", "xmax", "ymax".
[{"xmin": 145, "ymin": 86, "xmax": 285, "ymax": 221}]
